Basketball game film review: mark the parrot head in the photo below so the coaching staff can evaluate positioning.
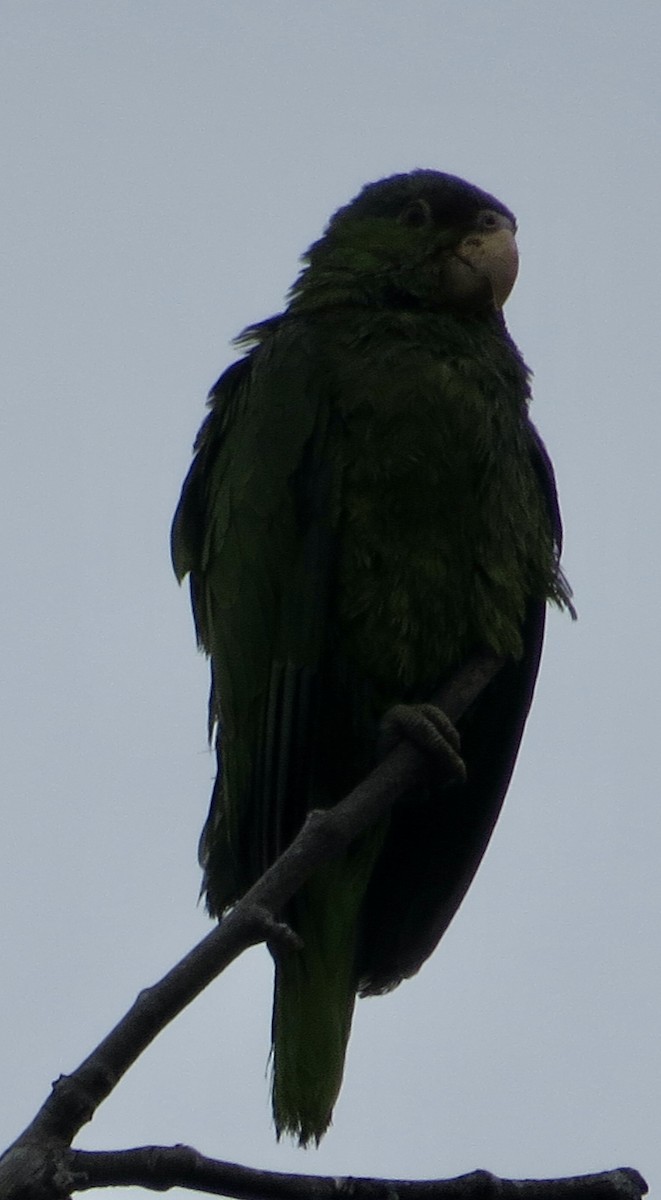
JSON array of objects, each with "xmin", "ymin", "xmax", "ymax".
[{"xmin": 289, "ymin": 170, "xmax": 518, "ymax": 315}]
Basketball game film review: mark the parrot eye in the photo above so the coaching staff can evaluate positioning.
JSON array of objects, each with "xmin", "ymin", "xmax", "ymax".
[
  {"xmin": 399, "ymin": 199, "xmax": 433, "ymax": 229},
  {"xmin": 476, "ymin": 209, "xmax": 517, "ymax": 234}
]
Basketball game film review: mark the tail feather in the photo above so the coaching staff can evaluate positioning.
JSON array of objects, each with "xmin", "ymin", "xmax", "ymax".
[{"xmin": 271, "ymin": 823, "xmax": 386, "ymax": 1144}]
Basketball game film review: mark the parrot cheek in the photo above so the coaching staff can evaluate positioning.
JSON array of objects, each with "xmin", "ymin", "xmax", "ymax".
[{"xmin": 443, "ymin": 252, "xmax": 493, "ymax": 308}]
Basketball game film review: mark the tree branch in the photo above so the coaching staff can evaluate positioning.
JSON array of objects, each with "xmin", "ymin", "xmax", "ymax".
[
  {"xmin": 4, "ymin": 649, "xmax": 502, "ymax": 1166},
  {"xmin": 1, "ymin": 649, "xmax": 645, "ymax": 1200},
  {"xmin": 68, "ymin": 1147, "xmax": 648, "ymax": 1200}
]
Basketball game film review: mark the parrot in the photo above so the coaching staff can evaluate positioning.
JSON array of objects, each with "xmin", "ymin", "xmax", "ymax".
[{"xmin": 171, "ymin": 170, "xmax": 572, "ymax": 1146}]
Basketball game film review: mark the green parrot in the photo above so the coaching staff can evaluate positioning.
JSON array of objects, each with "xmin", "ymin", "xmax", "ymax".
[{"xmin": 171, "ymin": 170, "xmax": 572, "ymax": 1145}]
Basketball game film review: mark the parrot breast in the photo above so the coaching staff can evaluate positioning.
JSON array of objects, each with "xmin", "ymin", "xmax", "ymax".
[{"xmin": 325, "ymin": 308, "xmax": 555, "ymax": 706}]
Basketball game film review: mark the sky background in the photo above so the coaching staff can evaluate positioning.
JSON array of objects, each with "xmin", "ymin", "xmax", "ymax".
[{"xmin": 1, "ymin": 3, "xmax": 659, "ymax": 1197}]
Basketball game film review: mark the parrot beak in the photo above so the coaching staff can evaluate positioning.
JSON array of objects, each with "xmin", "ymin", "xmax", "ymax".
[{"xmin": 455, "ymin": 222, "xmax": 519, "ymax": 309}]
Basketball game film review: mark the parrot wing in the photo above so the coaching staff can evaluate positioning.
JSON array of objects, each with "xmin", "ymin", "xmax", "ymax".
[
  {"xmin": 172, "ymin": 321, "xmax": 337, "ymax": 911},
  {"xmin": 357, "ymin": 421, "xmax": 566, "ymax": 994}
]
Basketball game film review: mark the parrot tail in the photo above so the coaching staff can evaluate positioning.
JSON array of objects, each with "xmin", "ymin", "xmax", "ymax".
[{"xmin": 271, "ymin": 824, "xmax": 386, "ymax": 1145}]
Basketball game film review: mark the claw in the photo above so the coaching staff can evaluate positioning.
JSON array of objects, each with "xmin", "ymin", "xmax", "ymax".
[{"xmin": 381, "ymin": 701, "xmax": 467, "ymax": 783}]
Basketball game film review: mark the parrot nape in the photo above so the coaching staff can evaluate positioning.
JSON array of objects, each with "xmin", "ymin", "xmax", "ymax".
[{"xmin": 171, "ymin": 170, "xmax": 572, "ymax": 1146}]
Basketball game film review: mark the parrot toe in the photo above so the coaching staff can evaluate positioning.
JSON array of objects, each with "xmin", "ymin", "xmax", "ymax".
[{"xmin": 380, "ymin": 701, "xmax": 467, "ymax": 783}]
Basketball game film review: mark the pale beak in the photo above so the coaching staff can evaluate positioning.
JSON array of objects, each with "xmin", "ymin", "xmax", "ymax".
[{"xmin": 455, "ymin": 226, "xmax": 519, "ymax": 309}]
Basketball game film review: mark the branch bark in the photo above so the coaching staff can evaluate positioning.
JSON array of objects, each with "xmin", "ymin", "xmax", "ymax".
[{"xmin": 68, "ymin": 1148, "xmax": 649, "ymax": 1200}]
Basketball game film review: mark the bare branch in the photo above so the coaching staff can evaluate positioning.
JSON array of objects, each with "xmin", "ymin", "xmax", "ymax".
[
  {"xmin": 5, "ymin": 650, "xmax": 640, "ymax": 1200},
  {"xmin": 5, "ymin": 649, "xmax": 502, "ymax": 1164},
  {"xmin": 69, "ymin": 1147, "xmax": 648, "ymax": 1200}
]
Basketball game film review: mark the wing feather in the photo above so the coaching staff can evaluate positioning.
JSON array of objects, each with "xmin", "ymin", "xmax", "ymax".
[
  {"xmin": 357, "ymin": 422, "xmax": 565, "ymax": 994},
  {"xmin": 172, "ymin": 322, "xmax": 337, "ymax": 912}
]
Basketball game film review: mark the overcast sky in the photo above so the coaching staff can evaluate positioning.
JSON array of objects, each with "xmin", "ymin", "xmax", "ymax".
[{"xmin": 1, "ymin": 3, "xmax": 660, "ymax": 1197}]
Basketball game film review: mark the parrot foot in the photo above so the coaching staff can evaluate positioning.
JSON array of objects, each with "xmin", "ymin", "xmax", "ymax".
[{"xmin": 381, "ymin": 702, "xmax": 467, "ymax": 783}]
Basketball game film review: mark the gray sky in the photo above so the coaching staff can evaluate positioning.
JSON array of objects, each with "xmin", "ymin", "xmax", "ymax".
[{"xmin": 1, "ymin": 2, "xmax": 659, "ymax": 1196}]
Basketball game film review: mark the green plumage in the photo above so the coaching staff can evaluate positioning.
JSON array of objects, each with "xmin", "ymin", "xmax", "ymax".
[{"xmin": 172, "ymin": 171, "xmax": 571, "ymax": 1144}]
